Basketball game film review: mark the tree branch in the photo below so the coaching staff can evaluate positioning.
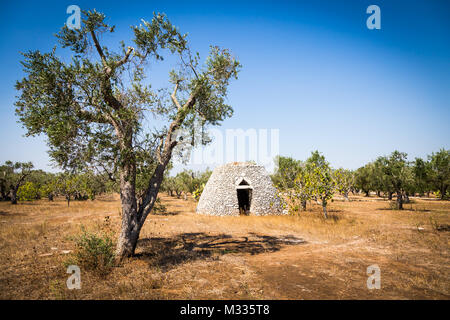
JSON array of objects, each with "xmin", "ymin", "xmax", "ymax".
[
  {"xmin": 170, "ymin": 80, "xmax": 182, "ymax": 110},
  {"xmin": 115, "ymin": 47, "xmax": 134, "ymax": 68},
  {"xmin": 90, "ymin": 30, "xmax": 107, "ymax": 67}
]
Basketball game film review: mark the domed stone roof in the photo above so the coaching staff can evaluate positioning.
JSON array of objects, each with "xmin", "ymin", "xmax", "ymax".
[{"xmin": 196, "ymin": 162, "xmax": 286, "ymax": 216}]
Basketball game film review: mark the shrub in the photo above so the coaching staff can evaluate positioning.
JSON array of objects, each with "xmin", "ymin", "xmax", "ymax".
[
  {"xmin": 67, "ymin": 226, "xmax": 115, "ymax": 276},
  {"xmin": 17, "ymin": 181, "xmax": 40, "ymax": 201},
  {"xmin": 192, "ymin": 183, "xmax": 205, "ymax": 201}
]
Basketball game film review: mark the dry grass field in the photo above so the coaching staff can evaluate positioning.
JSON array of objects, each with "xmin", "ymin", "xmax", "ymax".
[{"xmin": 0, "ymin": 193, "xmax": 449, "ymax": 299}]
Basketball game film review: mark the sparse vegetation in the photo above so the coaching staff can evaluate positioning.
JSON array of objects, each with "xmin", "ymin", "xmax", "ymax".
[
  {"xmin": 273, "ymin": 149, "xmax": 449, "ymax": 217},
  {"xmin": 67, "ymin": 225, "xmax": 116, "ymax": 277},
  {"xmin": 0, "ymin": 193, "xmax": 448, "ymax": 299}
]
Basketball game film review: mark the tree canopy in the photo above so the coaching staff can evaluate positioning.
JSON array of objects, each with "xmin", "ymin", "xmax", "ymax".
[{"xmin": 15, "ymin": 9, "xmax": 241, "ymax": 260}]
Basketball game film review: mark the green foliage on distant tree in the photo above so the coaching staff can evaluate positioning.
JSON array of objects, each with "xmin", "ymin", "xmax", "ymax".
[
  {"xmin": 273, "ymin": 152, "xmax": 336, "ymax": 218},
  {"xmin": 306, "ymin": 151, "xmax": 335, "ymax": 218},
  {"xmin": 273, "ymin": 148, "xmax": 449, "ymax": 218},
  {"xmin": 273, "ymin": 156, "xmax": 309, "ymax": 212},
  {"xmin": 272, "ymin": 156, "xmax": 302, "ymax": 190},
  {"xmin": 412, "ymin": 157, "xmax": 431, "ymax": 196},
  {"xmin": 428, "ymin": 149, "xmax": 450, "ymax": 200},
  {"xmin": 17, "ymin": 181, "xmax": 40, "ymax": 201},
  {"xmin": 333, "ymin": 168, "xmax": 354, "ymax": 201},
  {"xmin": 354, "ymin": 164, "xmax": 373, "ymax": 197},
  {"xmin": 0, "ymin": 161, "xmax": 34, "ymax": 204},
  {"xmin": 160, "ymin": 168, "xmax": 212, "ymax": 200}
]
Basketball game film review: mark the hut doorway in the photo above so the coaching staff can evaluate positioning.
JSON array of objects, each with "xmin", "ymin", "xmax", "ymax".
[{"xmin": 236, "ymin": 179, "xmax": 252, "ymax": 215}]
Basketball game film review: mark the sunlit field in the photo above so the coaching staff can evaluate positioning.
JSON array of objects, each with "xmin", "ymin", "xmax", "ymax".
[{"xmin": 0, "ymin": 194, "xmax": 448, "ymax": 299}]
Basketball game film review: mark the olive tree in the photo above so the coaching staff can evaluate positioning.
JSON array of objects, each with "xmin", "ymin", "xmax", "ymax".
[
  {"xmin": 306, "ymin": 151, "xmax": 335, "ymax": 218},
  {"xmin": 0, "ymin": 161, "xmax": 34, "ymax": 204},
  {"xmin": 355, "ymin": 163, "xmax": 374, "ymax": 197},
  {"xmin": 55, "ymin": 173, "xmax": 79, "ymax": 207},
  {"xmin": 272, "ymin": 156, "xmax": 302, "ymax": 190},
  {"xmin": 413, "ymin": 157, "xmax": 431, "ymax": 197},
  {"xmin": 333, "ymin": 168, "xmax": 353, "ymax": 201},
  {"xmin": 14, "ymin": 10, "xmax": 241, "ymax": 260},
  {"xmin": 309, "ymin": 164, "xmax": 335, "ymax": 219},
  {"xmin": 191, "ymin": 169, "xmax": 212, "ymax": 201},
  {"xmin": 17, "ymin": 182, "xmax": 40, "ymax": 201},
  {"xmin": 272, "ymin": 156, "xmax": 312, "ymax": 212},
  {"xmin": 428, "ymin": 149, "xmax": 449, "ymax": 200},
  {"xmin": 292, "ymin": 166, "xmax": 314, "ymax": 212},
  {"xmin": 378, "ymin": 151, "xmax": 409, "ymax": 209}
]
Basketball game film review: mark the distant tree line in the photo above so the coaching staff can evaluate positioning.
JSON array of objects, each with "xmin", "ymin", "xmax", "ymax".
[
  {"xmin": 0, "ymin": 161, "xmax": 113, "ymax": 206},
  {"xmin": 0, "ymin": 160, "xmax": 213, "ymax": 207},
  {"xmin": 272, "ymin": 149, "xmax": 449, "ymax": 217},
  {"xmin": 160, "ymin": 169, "xmax": 212, "ymax": 201},
  {"xmin": 354, "ymin": 149, "xmax": 449, "ymax": 205}
]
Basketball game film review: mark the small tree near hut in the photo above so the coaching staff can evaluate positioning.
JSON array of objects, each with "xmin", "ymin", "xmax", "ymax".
[{"xmin": 306, "ymin": 151, "xmax": 335, "ymax": 219}]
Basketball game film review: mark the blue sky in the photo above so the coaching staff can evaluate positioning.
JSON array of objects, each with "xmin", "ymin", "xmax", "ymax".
[{"xmin": 0, "ymin": 0, "xmax": 449, "ymax": 172}]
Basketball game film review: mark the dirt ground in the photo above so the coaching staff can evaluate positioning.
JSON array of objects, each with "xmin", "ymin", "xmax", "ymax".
[{"xmin": 0, "ymin": 193, "xmax": 449, "ymax": 299}]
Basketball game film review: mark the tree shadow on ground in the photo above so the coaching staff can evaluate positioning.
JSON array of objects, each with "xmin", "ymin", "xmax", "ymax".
[
  {"xmin": 152, "ymin": 210, "xmax": 181, "ymax": 216},
  {"xmin": 377, "ymin": 207, "xmax": 431, "ymax": 212},
  {"xmin": 327, "ymin": 214, "xmax": 341, "ymax": 222},
  {"xmin": 135, "ymin": 232, "xmax": 306, "ymax": 271},
  {"xmin": 0, "ymin": 210, "xmax": 27, "ymax": 217},
  {"xmin": 327, "ymin": 209, "xmax": 343, "ymax": 213}
]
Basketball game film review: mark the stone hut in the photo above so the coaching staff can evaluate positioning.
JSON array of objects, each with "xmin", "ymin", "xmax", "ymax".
[{"xmin": 196, "ymin": 162, "xmax": 286, "ymax": 216}]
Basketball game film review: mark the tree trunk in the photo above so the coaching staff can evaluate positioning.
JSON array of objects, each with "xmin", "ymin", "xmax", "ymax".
[
  {"xmin": 66, "ymin": 195, "xmax": 70, "ymax": 207},
  {"xmin": 364, "ymin": 191, "xmax": 369, "ymax": 197},
  {"xmin": 388, "ymin": 192, "xmax": 393, "ymax": 200},
  {"xmin": 404, "ymin": 193, "xmax": 410, "ymax": 203},
  {"xmin": 116, "ymin": 162, "xmax": 140, "ymax": 261},
  {"xmin": 48, "ymin": 193, "xmax": 54, "ymax": 201},
  {"xmin": 322, "ymin": 202, "xmax": 328, "ymax": 219},
  {"xmin": 116, "ymin": 162, "xmax": 167, "ymax": 262},
  {"xmin": 10, "ymin": 189, "xmax": 17, "ymax": 205},
  {"xmin": 114, "ymin": 89, "xmax": 191, "ymax": 262},
  {"xmin": 301, "ymin": 199, "xmax": 307, "ymax": 211},
  {"xmin": 344, "ymin": 192, "xmax": 349, "ymax": 201},
  {"xmin": 0, "ymin": 184, "xmax": 6, "ymax": 201},
  {"xmin": 440, "ymin": 185, "xmax": 447, "ymax": 200},
  {"xmin": 396, "ymin": 191, "xmax": 403, "ymax": 210}
]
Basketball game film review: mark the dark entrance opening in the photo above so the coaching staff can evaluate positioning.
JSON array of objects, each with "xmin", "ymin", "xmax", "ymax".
[{"xmin": 237, "ymin": 179, "xmax": 251, "ymax": 215}]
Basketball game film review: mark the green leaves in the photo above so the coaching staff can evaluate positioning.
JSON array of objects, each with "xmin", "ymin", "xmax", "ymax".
[
  {"xmin": 132, "ymin": 13, "xmax": 187, "ymax": 60},
  {"xmin": 273, "ymin": 152, "xmax": 336, "ymax": 214},
  {"xmin": 307, "ymin": 162, "xmax": 335, "ymax": 204},
  {"xmin": 428, "ymin": 149, "xmax": 450, "ymax": 199},
  {"xmin": 56, "ymin": 9, "xmax": 108, "ymax": 54},
  {"xmin": 15, "ymin": 9, "xmax": 241, "ymax": 239},
  {"xmin": 333, "ymin": 168, "xmax": 354, "ymax": 199},
  {"xmin": 17, "ymin": 182, "xmax": 40, "ymax": 201}
]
